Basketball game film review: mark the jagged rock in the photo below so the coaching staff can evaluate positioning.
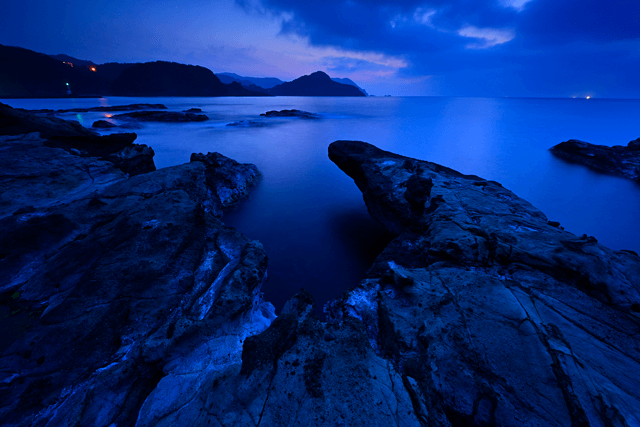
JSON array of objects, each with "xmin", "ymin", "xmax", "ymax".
[
  {"xmin": 113, "ymin": 110, "xmax": 209, "ymax": 122},
  {"xmin": 148, "ymin": 289, "xmax": 425, "ymax": 426},
  {"xmin": 550, "ymin": 138, "xmax": 640, "ymax": 181},
  {"xmin": 1, "ymin": 102, "xmax": 155, "ymax": 176},
  {"xmin": 92, "ymin": 119, "xmax": 117, "ymax": 128},
  {"xmin": 184, "ymin": 108, "xmax": 202, "ymax": 113},
  {"xmin": 326, "ymin": 140, "xmax": 640, "ymax": 426},
  {"xmin": 260, "ymin": 109, "xmax": 320, "ymax": 119},
  {"xmin": 0, "ymin": 133, "xmax": 272, "ymax": 426},
  {"xmin": 154, "ymin": 140, "xmax": 640, "ymax": 426}
]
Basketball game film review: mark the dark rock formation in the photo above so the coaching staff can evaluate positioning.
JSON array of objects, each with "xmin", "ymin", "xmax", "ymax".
[
  {"xmin": 4, "ymin": 116, "xmax": 639, "ymax": 426},
  {"xmin": 113, "ymin": 110, "xmax": 209, "ymax": 122},
  {"xmin": 550, "ymin": 138, "xmax": 640, "ymax": 181},
  {"xmin": 326, "ymin": 140, "xmax": 640, "ymax": 426},
  {"xmin": 268, "ymin": 71, "xmax": 366, "ymax": 96},
  {"xmin": 260, "ymin": 109, "xmax": 320, "ymax": 119},
  {"xmin": 0, "ymin": 102, "xmax": 154, "ymax": 176},
  {"xmin": 184, "ymin": 108, "xmax": 202, "ymax": 113},
  {"xmin": 92, "ymin": 120, "xmax": 117, "ymax": 128},
  {"xmin": 0, "ymin": 126, "xmax": 271, "ymax": 426}
]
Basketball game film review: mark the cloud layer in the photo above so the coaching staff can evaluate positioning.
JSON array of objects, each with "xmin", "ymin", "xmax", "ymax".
[{"xmin": 236, "ymin": 0, "xmax": 640, "ymax": 97}]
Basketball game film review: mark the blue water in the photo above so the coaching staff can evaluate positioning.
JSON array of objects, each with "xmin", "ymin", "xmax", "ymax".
[{"xmin": 5, "ymin": 96, "xmax": 640, "ymax": 315}]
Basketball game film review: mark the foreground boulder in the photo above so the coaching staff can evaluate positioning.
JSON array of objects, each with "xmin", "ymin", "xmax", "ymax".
[
  {"xmin": 326, "ymin": 140, "xmax": 640, "ymax": 426},
  {"xmin": 0, "ymin": 131, "xmax": 273, "ymax": 426},
  {"xmin": 550, "ymin": 138, "xmax": 640, "ymax": 181}
]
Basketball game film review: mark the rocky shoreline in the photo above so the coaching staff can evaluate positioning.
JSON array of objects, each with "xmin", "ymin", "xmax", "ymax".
[
  {"xmin": 1, "ymin": 106, "xmax": 639, "ymax": 426},
  {"xmin": 550, "ymin": 138, "xmax": 640, "ymax": 181}
]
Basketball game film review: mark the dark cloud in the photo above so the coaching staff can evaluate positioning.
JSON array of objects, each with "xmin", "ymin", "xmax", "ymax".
[{"xmin": 237, "ymin": 0, "xmax": 640, "ymax": 97}]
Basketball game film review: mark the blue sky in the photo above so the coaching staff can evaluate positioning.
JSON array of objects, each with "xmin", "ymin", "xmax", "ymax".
[{"xmin": 2, "ymin": 0, "xmax": 639, "ymax": 97}]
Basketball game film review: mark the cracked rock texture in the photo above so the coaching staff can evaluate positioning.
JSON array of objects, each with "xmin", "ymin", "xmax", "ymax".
[
  {"xmin": 4, "ymin": 103, "xmax": 640, "ymax": 427},
  {"xmin": 550, "ymin": 138, "xmax": 640, "ymax": 181},
  {"xmin": 0, "ymin": 109, "xmax": 273, "ymax": 426},
  {"xmin": 157, "ymin": 140, "xmax": 640, "ymax": 426},
  {"xmin": 325, "ymin": 140, "xmax": 640, "ymax": 426}
]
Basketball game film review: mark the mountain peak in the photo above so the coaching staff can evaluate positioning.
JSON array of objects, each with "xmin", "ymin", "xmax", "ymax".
[{"xmin": 308, "ymin": 71, "xmax": 331, "ymax": 80}]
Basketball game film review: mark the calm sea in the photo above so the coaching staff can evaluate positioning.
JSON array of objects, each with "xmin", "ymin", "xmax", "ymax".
[{"xmin": 5, "ymin": 96, "xmax": 640, "ymax": 315}]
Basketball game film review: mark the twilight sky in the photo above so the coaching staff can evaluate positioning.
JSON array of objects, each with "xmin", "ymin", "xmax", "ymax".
[{"xmin": 2, "ymin": 0, "xmax": 639, "ymax": 97}]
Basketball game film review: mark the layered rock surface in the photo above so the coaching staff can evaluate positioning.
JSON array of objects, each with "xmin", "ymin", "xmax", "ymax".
[
  {"xmin": 326, "ymin": 140, "xmax": 640, "ymax": 426},
  {"xmin": 144, "ymin": 140, "xmax": 640, "ymax": 426},
  {"xmin": 0, "ymin": 108, "xmax": 275, "ymax": 426},
  {"xmin": 3, "ymin": 108, "xmax": 640, "ymax": 426},
  {"xmin": 550, "ymin": 138, "xmax": 640, "ymax": 181}
]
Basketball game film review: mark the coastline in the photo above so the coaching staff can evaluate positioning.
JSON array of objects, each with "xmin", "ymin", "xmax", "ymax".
[{"xmin": 1, "ymin": 104, "xmax": 639, "ymax": 425}]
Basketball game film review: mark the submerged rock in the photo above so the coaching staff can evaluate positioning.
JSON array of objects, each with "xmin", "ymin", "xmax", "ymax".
[
  {"xmin": 113, "ymin": 110, "xmax": 209, "ymax": 122},
  {"xmin": 226, "ymin": 119, "xmax": 268, "ymax": 127},
  {"xmin": 92, "ymin": 119, "xmax": 118, "ymax": 128},
  {"xmin": 260, "ymin": 109, "xmax": 320, "ymax": 119},
  {"xmin": 550, "ymin": 138, "xmax": 640, "ymax": 181}
]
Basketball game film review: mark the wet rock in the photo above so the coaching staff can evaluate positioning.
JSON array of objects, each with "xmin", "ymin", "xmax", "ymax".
[
  {"xmin": 184, "ymin": 108, "xmax": 202, "ymax": 113},
  {"xmin": 0, "ymin": 133, "xmax": 273, "ymax": 426},
  {"xmin": 113, "ymin": 110, "xmax": 209, "ymax": 122},
  {"xmin": 92, "ymin": 120, "xmax": 118, "ymax": 128},
  {"xmin": 1, "ymin": 102, "xmax": 155, "ymax": 176},
  {"xmin": 550, "ymin": 138, "xmax": 640, "ymax": 181},
  {"xmin": 327, "ymin": 140, "xmax": 640, "ymax": 426},
  {"xmin": 226, "ymin": 119, "xmax": 268, "ymax": 127},
  {"xmin": 260, "ymin": 109, "xmax": 320, "ymax": 119}
]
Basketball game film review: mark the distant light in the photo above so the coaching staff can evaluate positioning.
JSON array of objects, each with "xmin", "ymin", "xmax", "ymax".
[
  {"xmin": 586, "ymin": 96, "xmax": 591, "ymax": 99},
  {"xmin": 89, "ymin": 66, "xmax": 96, "ymax": 72},
  {"xmin": 65, "ymin": 83, "xmax": 69, "ymax": 86}
]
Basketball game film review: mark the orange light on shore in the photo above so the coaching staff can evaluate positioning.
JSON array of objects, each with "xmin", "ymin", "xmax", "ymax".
[{"xmin": 89, "ymin": 66, "xmax": 97, "ymax": 72}]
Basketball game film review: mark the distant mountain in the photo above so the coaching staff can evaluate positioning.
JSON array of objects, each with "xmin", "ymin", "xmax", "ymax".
[
  {"xmin": 110, "ymin": 61, "xmax": 267, "ymax": 97},
  {"xmin": 268, "ymin": 71, "xmax": 366, "ymax": 96},
  {"xmin": 331, "ymin": 77, "xmax": 368, "ymax": 96},
  {"xmin": 95, "ymin": 62, "xmax": 138, "ymax": 82},
  {"xmin": 0, "ymin": 44, "xmax": 109, "ymax": 97},
  {"xmin": 48, "ymin": 54, "xmax": 96, "ymax": 69},
  {"xmin": 217, "ymin": 73, "xmax": 284, "ymax": 89}
]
